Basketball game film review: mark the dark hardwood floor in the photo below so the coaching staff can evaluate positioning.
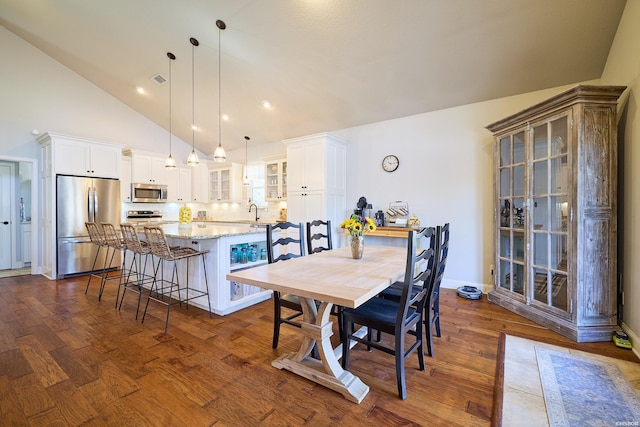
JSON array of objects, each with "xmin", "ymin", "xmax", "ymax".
[{"xmin": 0, "ymin": 273, "xmax": 637, "ymax": 426}]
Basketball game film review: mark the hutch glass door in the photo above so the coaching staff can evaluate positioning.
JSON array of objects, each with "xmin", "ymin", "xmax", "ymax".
[{"xmin": 530, "ymin": 114, "xmax": 569, "ymax": 312}]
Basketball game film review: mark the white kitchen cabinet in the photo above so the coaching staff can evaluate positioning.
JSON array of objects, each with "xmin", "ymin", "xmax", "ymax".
[
  {"xmin": 264, "ymin": 155, "xmax": 287, "ymax": 200},
  {"xmin": 209, "ymin": 163, "xmax": 243, "ymax": 202},
  {"xmin": 167, "ymin": 167, "xmax": 192, "ymax": 203},
  {"xmin": 191, "ymin": 163, "xmax": 210, "ymax": 203},
  {"xmin": 121, "ymin": 156, "xmax": 132, "ymax": 202},
  {"xmin": 284, "ymin": 133, "xmax": 346, "ymax": 243},
  {"xmin": 124, "ymin": 149, "xmax": 168, "ymax": 185},
  {"xmin": 37, "ymin": 132, "xmax": 124, "ymax": 279},
  {"xmin": 46, "ymin": 133, "xmax": 121, "ymax": 179}
]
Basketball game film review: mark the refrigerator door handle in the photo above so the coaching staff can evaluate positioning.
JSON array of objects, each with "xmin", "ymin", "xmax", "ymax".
[
  {"xmin": 87, "ymin": 186, "xmax": 94, "ymax": 222},
  {"xmin": 93, "ymin": 186, "xmax": 98, "ymax": 222}
]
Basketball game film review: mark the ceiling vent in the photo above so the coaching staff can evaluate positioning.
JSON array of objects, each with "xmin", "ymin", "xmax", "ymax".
[{"xmin": 151, "ymin": 73, "xmax": 167, "ymax": 85}]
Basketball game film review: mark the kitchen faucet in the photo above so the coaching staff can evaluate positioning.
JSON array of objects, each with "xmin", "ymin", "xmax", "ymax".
[{"xmin": 249, "ymin": 203, "xmax": 260, "ymax": 222}]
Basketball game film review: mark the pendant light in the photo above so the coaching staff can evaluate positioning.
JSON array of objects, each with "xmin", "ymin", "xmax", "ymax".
[
  {"xmin": 186, "ymin": 37, "xmax": 200, "ymax": 166},
  {"xmin": 213, "ymin": 19, "xmax": 227, "ymax": 162},
  {"xmin": 165, "ymin": 52, "xmax": 177, "ymax": 169},
  {"xmin": 243, "ymin": 136, "xmax": 250, "ymax": 186}
]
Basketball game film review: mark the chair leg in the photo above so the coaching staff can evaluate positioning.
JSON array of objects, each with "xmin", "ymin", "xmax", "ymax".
[
  {"xmin": 85, "ymin": 245, "xmax": 102, "ymax": 294},
  {"xmin": 415, "ymin": 317, "xmax": 425, "ymax": 371},
  {"xmin": 142, "ymin": 257, "xmax": 162, "ymax": 324},
  {"xmin": 395, "ymin": 332, "xmax": 407, "ymax": 400},
  {"xmin": 98, "ymin": 246, "xmax": 114, "ymax": 301},
  {"xmin": 425, "ymin": 304, "xmax": 435, "ymax": 357},
  {"xmin": 433, "ymin": 295, "xmax": 441, "ymax": 337},
  {"xmin": 341, "ymin": 319, "xmax": 351, "ymax": 369},
  {"xmin": 272, "ymin": 293, "xmax": 281, "ymax": 349}
]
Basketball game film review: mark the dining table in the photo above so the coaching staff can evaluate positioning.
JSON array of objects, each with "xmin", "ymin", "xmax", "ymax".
[{"xmin": 226, "ymin": 244, "xmax": 408, "ymax": 403}]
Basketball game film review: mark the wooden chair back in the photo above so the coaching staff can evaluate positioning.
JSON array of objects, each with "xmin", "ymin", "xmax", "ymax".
[{"xmin": 306, "ymin": 219, "xmax": 333, "ymax": 254}]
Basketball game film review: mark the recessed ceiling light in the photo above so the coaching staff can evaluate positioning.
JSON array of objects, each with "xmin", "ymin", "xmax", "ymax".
[
  {"xmin": 222, "ymin": 114, "xmax": 230, "ymax": 121},
  {"xmin": 136, "ymin": 86, "xmax": 146, "ymax": 94},
  {"xmin": 191, "ymin": 124, "xmax": 198, "ymax": 131},
  {"xmin": 262, "ymin": 100, "xmax": 272, "ymax": 109}
]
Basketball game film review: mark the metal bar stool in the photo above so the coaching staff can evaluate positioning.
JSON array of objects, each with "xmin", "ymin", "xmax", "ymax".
[
  {"xmin": 118, "ymin": 223, "xmax": 155, "ymax": 319},
  {"xmin": 141, "ymin": 225, "xmax": 212, "ymax": 334},
  {"xmin": 85, "ymin": 222, "xmax": 111, "ymax": 298}
]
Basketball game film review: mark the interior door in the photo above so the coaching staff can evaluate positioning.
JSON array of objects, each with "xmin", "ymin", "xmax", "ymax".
[{"xmin": 0, "ymin": 163, "xmax": 14, "ymax": 269}]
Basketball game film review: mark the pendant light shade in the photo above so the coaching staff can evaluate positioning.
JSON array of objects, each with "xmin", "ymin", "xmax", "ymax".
[
  {"xmin": 187, "ymin": 37, "xmax": 200, "ymax": 166},
  {"xmin": 243, "ymin": 136, "xmax": 250, "ymax": 186},
  {"xmin": 165, "ymin": 52, "xmax": 177, "ymax": 169},
  {"xmin": 213, "ymin": 19, "xmax": 227, "ymax": 162}
]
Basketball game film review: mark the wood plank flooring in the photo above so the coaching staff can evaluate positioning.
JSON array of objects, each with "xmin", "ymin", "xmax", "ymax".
[{"xmin": 0, "ymin": 273, "xmax": 637, "ymax": 426}]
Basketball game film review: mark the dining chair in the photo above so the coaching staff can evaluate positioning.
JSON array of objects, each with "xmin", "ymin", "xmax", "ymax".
[
  {"xmin": 425, "ymin": 223, "xmax": 450, "ymax": 356},
  {"xmin": 341, "ymin": 227, "xmax": 435, "ymax": 399},
  {"xmin": 306, "ymin": 219, "xmax": 343, "ymax": 339},
  {"xmin": 306, "ymin": 219, "xmax": 333, "ymax": 254},
  {"xmin": 267, "ymin": 221, "xmax": 307, "ymax": 350},
  {"xmin": 377, "ymin": 226, "xmax": 439, "ymax": 354},
  {"xmin": 141, "ymin": 226, "xmax": 212, "ymax": 335}
]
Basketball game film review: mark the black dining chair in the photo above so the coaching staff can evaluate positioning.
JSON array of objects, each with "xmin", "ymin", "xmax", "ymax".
[
  {"xmin": 341, "ymin": 227, "xmax": 435, "ymax": 400},
  {"xmin": 267, "ymin": 222, "xmax": 307, "ymax": 350},
  {"xmin": 425, "ymin": 223, "xmax": 450, "ymax": 356},
  {"xmin": 377, "ymin": 225, "xmax": 439, "ymax": 353},
  {"xmin": 306, "ymin": 219, "xmax": 333, "ymax": 254},
  {"xmin": 306, "ymin": 219, "xmax": 344, "ymax": 339}
]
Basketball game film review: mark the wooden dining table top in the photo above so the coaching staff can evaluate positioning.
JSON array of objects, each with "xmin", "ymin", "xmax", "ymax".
[{"xmin": 226, "ymin": 245, "xmax": 407, "ymax": 308}]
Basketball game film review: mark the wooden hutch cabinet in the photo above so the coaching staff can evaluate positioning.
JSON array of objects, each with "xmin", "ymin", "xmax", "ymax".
[{"xmin": 486, "ymin": 85, "xmax": 625, "ymax": 342}]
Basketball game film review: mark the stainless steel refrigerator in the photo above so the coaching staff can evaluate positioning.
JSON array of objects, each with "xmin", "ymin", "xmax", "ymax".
[{"xmin": 56, "ymin": 175, "xmax": 121, "ymax": 278}]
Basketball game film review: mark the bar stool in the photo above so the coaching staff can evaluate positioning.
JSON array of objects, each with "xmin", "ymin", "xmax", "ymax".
[
  {"xmin": 142, "ymin": 225, "xmax": 212, "ymax": 334},
  {"xmin": 118, "ymin": 223, "xmax": 154, "ymax": 319},
  {"xmin": 85, "ymin": 222, "xmax": 110, "ymax": 297},
  {"xmin": 100, "ymin": 223, "xmax": 129, "ymax": 304}
]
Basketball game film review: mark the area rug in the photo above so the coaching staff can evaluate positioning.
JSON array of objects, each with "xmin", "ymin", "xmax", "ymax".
[
  {"xmin": 493, "ymin": 334, "xmax": 640, "ymax": 427},
  {"xmin": 536, "ymin": 347, "xmax": 640, "ymax": 426}
]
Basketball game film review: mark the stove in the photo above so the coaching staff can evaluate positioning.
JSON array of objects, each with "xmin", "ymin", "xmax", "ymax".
[{"xmin": 126, "ymin": 210, "xmax": 163, "ymax": 224}]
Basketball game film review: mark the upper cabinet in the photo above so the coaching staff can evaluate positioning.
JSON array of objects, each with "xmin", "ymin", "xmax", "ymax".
[
  {"xmin": 167, "ymin": 166, "xmax": 192, "ymax": 203},
  {"xmin": 284, "ymin": 133, "xmax": 346, "ymax": 241},
  {"xmin": 210, "ymin": 163, "xmax": 243, "ymax": 202},
  {"xmin": 486, "ymin": 85, "xmax": 626, "ymax": 342},
  {"xmin": 38, "ymin": 133, "xmax": 122, "ymax": 179},
  {"xmin": 121, "ymin": 156, "xmax": 132, "ymax": 202},
  {"xmin": 191, "ymin": 163, "xmax": 210, "ymax": 203},
  {"xmin": 264, "ymin": 155, "xmax": 287, "ymax": 200},
  {"xmin": 125, "ymin": 150, "xmax": 168, "ymax": 185}
]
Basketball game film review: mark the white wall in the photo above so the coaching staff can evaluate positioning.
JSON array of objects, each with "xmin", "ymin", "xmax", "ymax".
[
  {"xmin": 331, "ymin": 83, "xmax": 596, "ymax": 290},
  {"xmin": 600, "ymin": 0, "xmax": 640, "ymax": 347},
  {"xmin": 0, "ymin": 26, "xmax": 197, "ymax": 160}
]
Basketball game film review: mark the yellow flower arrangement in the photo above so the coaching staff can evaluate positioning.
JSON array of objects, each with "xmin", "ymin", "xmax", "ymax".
[{"xmin": 340, "ymin": 213, "xmax": 377, "ymax": 237}]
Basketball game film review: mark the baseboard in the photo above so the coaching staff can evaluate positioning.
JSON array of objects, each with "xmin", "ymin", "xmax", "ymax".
[
  {"xmin": 442, "ymin": 278, "xmax": 491, "ymax": 293},
  {"xmin": 621, "ymin": 321, "xmax": 640, "ymax": 359}
]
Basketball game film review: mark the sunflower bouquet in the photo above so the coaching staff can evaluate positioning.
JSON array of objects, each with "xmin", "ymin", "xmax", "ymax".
[{"xmin": 340, "ymin": 213, "xmax": 377, "ymax": 237}]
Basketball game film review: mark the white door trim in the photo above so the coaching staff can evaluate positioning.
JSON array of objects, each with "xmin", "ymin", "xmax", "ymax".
[{"xmin": 0, "ymin": 155, "xmax": 39, "ymax": 275}]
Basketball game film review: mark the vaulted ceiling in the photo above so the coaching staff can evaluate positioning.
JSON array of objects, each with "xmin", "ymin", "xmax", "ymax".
[{"xmin": 0, "ymin": 0, "xmax": 626, "ymax": 153}]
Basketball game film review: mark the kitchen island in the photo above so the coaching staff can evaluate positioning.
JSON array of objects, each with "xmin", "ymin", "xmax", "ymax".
[{"xmin": 131, "ymin": 222, "xmax": 271, "ymax": 316}]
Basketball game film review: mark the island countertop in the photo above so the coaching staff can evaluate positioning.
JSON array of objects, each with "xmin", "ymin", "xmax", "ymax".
[{"xmin": 161, "ymin": 223, "xmax": 266, "ymax": 239}]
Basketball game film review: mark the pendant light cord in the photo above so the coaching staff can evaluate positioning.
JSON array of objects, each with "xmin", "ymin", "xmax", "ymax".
[
  {"xmin": 218, "ymin": 24, "xmax": 222, "ymax": 150},
  {"xmin": 192, "ymin": 40, "xmax": 195, "ymax": 150}
]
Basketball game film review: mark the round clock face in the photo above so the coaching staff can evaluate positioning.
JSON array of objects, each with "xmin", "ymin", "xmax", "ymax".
[{"xmin": 382, "ymin": 155, "xmax": 399, "ymax": 172}]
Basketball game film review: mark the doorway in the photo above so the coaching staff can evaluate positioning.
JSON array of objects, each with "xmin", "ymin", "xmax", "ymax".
[{"xmin": 0, "ymin": 156, "xmax": 38, "ymax": 277}]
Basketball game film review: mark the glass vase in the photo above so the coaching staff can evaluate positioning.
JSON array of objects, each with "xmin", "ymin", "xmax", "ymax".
[{"xmin": 350, "ymin": 235, "xmax": 364, "ymax": 259}]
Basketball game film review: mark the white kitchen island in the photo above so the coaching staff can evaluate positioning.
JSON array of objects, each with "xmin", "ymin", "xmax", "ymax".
[{"xmin": 132, "ymin": 222, "xmax": 271, "ymax": 316}]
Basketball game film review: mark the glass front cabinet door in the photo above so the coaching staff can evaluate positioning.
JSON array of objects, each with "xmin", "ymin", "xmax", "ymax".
[{"xmin": 488, "ymin": 85, "xmax": 625, "ymax": 342}]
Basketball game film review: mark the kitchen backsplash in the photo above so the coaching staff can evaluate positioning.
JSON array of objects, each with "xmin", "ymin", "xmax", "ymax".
[{"xmin": 126, "ymin": 200, "xmax": 286, "ymax": 223}]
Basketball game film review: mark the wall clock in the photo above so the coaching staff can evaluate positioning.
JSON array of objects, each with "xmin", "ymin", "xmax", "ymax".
[{"xmin": 382, "ymin": 154, "xmax": 399, "ymax": 172}]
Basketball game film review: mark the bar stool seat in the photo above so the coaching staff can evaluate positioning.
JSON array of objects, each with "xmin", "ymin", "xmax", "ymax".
[{"xmin": 142, "ymin": 225, "xmax": 212, "ymax": 334}]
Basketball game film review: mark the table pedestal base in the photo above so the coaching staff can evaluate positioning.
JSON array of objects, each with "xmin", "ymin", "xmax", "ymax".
[
  {"xmin": 272, "ymin": 353, "xmax": 369, "ymax": 403},
  {"xmin": 271, "ymin": 299, "xmax": 370, "ymax": 403}
]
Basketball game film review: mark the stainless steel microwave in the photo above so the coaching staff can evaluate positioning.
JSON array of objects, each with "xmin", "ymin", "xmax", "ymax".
[{"xmin": 131, "ymin": 183, "xmax": 168, "ymax": 203}]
